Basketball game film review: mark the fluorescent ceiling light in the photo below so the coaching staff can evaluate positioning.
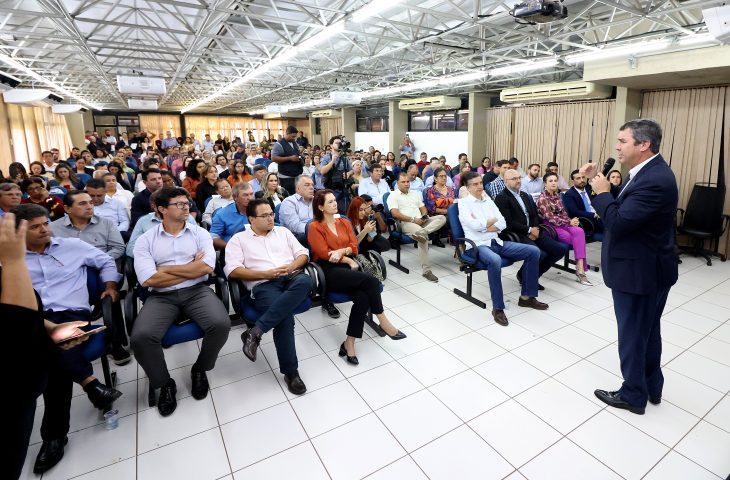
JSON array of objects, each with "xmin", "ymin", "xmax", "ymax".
[
  {"xmin": 352, "ymin": 0, "xmax": 405, "ymax": 23},
  {"xmin": 0, "ymin": 52, "xmax": 103, "ymax": 110},
  {"xmin": 490, "ymin": 59, "xmax": 558, "ymax": 76},
  {"xmin": 565, "ymin": 40, "xmax": 669, "ymax": 63},
  {"xmin": 678, "ymin": 33, "xmax": 718, "ymax": 46},
  {"xmin": 181, "ymin": 22, "xmax": 345, "ymax": 113}
]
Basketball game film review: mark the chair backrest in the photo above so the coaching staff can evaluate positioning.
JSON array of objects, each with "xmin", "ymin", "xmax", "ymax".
[
  {"xmin": 447, "ymin": 203, "xmax": 469, "ymax": 261},
  {"xmin": 684, "ymin": 183, "xmax": 726, "ymax": 233},
  {"xmin": 204, "ymin": 196, "xmax": 212, "ymax": 209},
  {"xmin": 381, "ymin": 191, "xmax": 392, "ymax": 219},
  {"xmin": 274, "ymin": 203, "xmax": 281, "ymax": 223}
]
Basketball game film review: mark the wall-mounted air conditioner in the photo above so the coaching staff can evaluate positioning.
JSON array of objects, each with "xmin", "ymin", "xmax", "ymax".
[
  {"xmin": 3, "ymin": 88, "xmax": 62, "ymax": 107},
  {"xmin": 311, "ymin": 109, "xmax": 341, "ymax": 118},
  {"xmin": 398, "ymin": 96, "xmax": 461, "ymax": 111},
  {"xmin": 127, "ymin": 98, "xmax": 158, "ymax": 110},
  {"xmin": 0, "ymin": 71, "xmax": 21, "ymax": 92},
  {"xmin": 52, "ymin": 104, "xmax": 88, "ymax": 114},
  {"xmin": 263, "ymin": 112, "xmax": 308, "ymax": 119},
  {"xmin": 117, "ymin": 75, "xmax": 167, "ymax": 95},
  {"xmin": 500, "ymin": 81, "xmax": 613, "ymax": 103}
]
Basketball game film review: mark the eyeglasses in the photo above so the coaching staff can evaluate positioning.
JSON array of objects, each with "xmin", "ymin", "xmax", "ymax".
[
  {"xmin": 252, "ymin": 212, "xmax": 275, "ymax": 218},
  {"xmin": 168, "ymin": 202, "xmax": 191, "ymax": 209}
]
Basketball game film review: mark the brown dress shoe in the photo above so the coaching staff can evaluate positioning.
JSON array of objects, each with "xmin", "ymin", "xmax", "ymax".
[
  {"xmin": 492, "ymin": 309, "xmax": 508, "ymax": 326},
  {"xmin": 518, "ymin": 297, "xmax": 549, "ymax": 310}
]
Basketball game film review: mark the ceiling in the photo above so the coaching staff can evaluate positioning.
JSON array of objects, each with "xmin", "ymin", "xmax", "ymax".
[{"xmin": 0, "ymin": 0, "xmax": 722, "ymax": 113}]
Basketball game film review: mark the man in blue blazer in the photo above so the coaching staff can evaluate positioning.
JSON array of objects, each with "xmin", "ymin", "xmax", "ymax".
[
  {"xmin": 563, "ymin": 170, "xmax": 604, "ymax": 233},
  {"xmin": 581, "ymin": 119, "xmax": 678, "ymax": 415}
]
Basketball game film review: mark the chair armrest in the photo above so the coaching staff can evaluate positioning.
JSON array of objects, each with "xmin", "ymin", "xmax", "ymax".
[
  {"xmin": 124, "ymin": 257, "xmax": 137, "ymax": 288},
  {"xmin": 228, "ymin": 278, "xmax": 243, "ymax": 317},
  {"xmin": 304, "ymin": 262, "xmax": 324, "ymax": 299},
  {"xmin": 577, "ymin": 217, "xmax": 595, "ymax": 237},
  {"xmin": 309, "ymin": 262, "xmax": 327, "ymax": 299},
  {"xmin": 369, "ymin": 251, "xmax": 387, "ymax": 281},
  {"xmin": 201, "ymin": 220, "xmax": 211, "ymax": 231},
  {"xmin": 539, "ymin": 224, "xmax": 558, "ymax": 240},
  {"xmin": 453, "ymin": 236, "xmax": 481, "ymax": 265},
  {"xmin": 500, "ymin": 231, "xmax": 521, "ymax": 243}
]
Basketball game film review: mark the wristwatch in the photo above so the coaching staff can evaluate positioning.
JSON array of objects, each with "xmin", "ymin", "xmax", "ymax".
[{"xmin": 411, "ymin": 216, "xmax": 416, "ymax": 223}]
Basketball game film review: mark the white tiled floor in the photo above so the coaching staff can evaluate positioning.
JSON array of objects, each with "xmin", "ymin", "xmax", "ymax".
[{"xmin": 22, "ymin": 244, "xmax": 730, "ymax": 479}]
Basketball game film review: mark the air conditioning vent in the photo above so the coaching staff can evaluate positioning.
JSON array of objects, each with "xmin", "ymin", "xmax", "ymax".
[
  {"xmin": 500, "ymin": 81, "xmax": 612, "ymax": 103},
  {"xmin": 127, "ymin": 99, "xmax": 158, "ymax": 110},
  {"xmin": 3, "ymin": 88, "xmax": 62, "ymax": 107},
  {"xmin": 311, "ymin": 109, "xmax": 340, "ymax": 118},
  {"xmin": 398, "ymin": 96, "xmax": 461, "ymax": 111},
  {"xmin": 117, "ymin": 75, "xmax": 167, "ymax": 95}
]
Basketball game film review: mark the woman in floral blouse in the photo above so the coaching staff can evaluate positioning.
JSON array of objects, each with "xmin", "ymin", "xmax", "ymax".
[
  {"xmin": 537, "ymin": 172, "xmax": 592, "ymax": 286},
  {"xmin": 423, "ymin": 167, "xmax": 454, "ymax": 248}
]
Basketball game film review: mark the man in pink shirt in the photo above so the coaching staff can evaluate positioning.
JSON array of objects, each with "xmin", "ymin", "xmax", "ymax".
[{"xmin": 224, "ymin": 198, "xmax": 311, "ymax": 395}]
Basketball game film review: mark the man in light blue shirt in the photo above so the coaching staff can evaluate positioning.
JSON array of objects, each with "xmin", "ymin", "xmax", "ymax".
[
  {"xmin": 210, "ymin": 182, "xmax": 253, "ymax": 249},
  {"xmin": 406, "ymin": 164, "xmax": 425, "ymax": 195},
  {"xmin": 160, "ymin": 131, "xmax": 179, "ymax": 149},
  {"xmin": 279, "ymin": 175, "xmax": 314, "ymax": 244},
  {"xmin": 249, "ymin": 165, "xmax": 266, "ymax": 194},
  {"xmin": 126, "ymin": 189, "xmax": 196, "ymax": 257},
  {"xmin": 85, "ymin": 179, "xmax": 130, "ymax": 235},
  {"xmin": 132, "ymin": 187, "xmax": 230, "ymax": 417},
  {"xmin": 357, "ymin": 164, "xmax": 391, "ymax": 206},
  {"xmin": 520, "ymin": 163, "xmax": 544, "ymax": 200}
]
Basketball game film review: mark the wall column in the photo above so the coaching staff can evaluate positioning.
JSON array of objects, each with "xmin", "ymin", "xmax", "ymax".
[
  {"xmin": 341, "ymin": 107, "xmax": 356, "ymax": 147},
  {"xmin": 467, "ymin": 92, "xmax": 492, "ymax": 167},
  {"xmin": 388, "ymin": 100, "xmax": 407, "ymax": 155},
  {"xmin": 612, "ymin": 87, "xmax": 642, "ymax": 174},
  {"xmin": 65, "ymin": 113, "xmax": 87, "ymax": 150}
]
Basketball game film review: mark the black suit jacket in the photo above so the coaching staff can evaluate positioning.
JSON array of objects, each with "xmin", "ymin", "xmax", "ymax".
[
  {"xmin": 494, "ymin": 189, "xmax": 540, "ymax": 242},
  {"xmin": 563, "ymin": 185, "xmax": 597, "ymax": 219},
  {"xmin": 592, "ymin": 154, "xmax": 678, "ymax": 295}
]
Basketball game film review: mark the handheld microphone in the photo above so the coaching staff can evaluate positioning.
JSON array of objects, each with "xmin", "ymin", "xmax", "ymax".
[{"xmin": 601, "ymin": 158, "xmax": 616, "ymax": 177}]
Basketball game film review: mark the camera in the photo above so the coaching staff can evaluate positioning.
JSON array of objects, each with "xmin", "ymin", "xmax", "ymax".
[{"xmin": 340, "ymin": 136, "xmax": 351, "ymax": 152}]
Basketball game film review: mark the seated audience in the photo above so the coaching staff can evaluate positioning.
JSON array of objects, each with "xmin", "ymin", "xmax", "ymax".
[
  {"xmin": 308, "ymin": 190, "xmax": 406, "ymax": 365},
  {"xmin": 195, "ymin": 164, "xmax": 219, "ymax": 212},
  {"xmin": 347, "ymin": 196, "xmax": 390, "ymax": 254},
  {"xmin": 477, "ymin": 156, "xmax": 492, "ymax": 175},
  {"xmin": 453, "ymin": 162, "xmax": 472, "ymax": 190},
  {"xmin": 0, "ymin": 182, "xmax": 23, "ymax": 217},
  {"xmin": 405, "ymin": 163, "xmax": 425, "ymax": 195},
  {"xmin": 387, "ymin": 172, "xmax": 446, "ymax": 282},
  {"xmin": 85, "ymin": 179, "xmax": 130, "ymax": 236},
  {"xmin": 563, "ymin": 169, "xmax": 604, "ymax": 233},
  {"xmin": 486, "ymin": 160, "xmax": 509, "ymax": 199},
  {"xmin": 182, "ymin": 159, "xmax": 206, "ymax": 199},
  {"xmin": 126, "ymin": 190, "xmax": 196, "ymax": 257},
  {"xmin": 537, "ymin": 172, "xmax": 593, "ymax": 285},
  {"xmin": 48, "ymin": 162, "xmax": 84, "ymax": 191},
  {"xmin": 255, "ymin": 172, "xmax": 289, "ymax": 209},
  {"xmin": 608, "ymin": 169, "xmax": 623, "ymax": 187},
  {"xmin": 224, "ymin": 199, "xmax": 311, "ymax": 395},
  {"xmin": 458, "ymin": 172, "xmax": 548, "ymax": 327},
  {"xmin": 545, "ymin": 161, "xmax": 570, "ymax": 192},
  {"xmin": 249, "ymin": 164, "xmax": 267, "ymax": 193},
  {"xmin": 132, "ymin": 187, "xmax": 231, "ymax": 416},
  {"xmin": 131, "ymin": 168, "xmax": 163, "ymax": 228},
  {"xmin": 521, "ymin": 163, "xmax": 544, "ymax": 200},
  {"xmin": 103, "ymin": 172, "xmax": 133, "ymax": 213},
  {"xmin": 14, "ymin": 204, "xmax": 123, "ymax": 474},
  {"xmin": 423, "ymin": 167, "xmax": 455, "ymax": 248},
  {"xmin": 211, "ymin": 182, "xmax": 253, "ymax": 249},
  {"xmin": 21, "ymin": 178, "xmax": 66, "ymax": 220},
  {"xmin": 495, "ymin": 170, "xmax": 566, "ymax": 289},
  {"xmin": 202, "ymin": 179, "xmax": 235, "ymax": 225},
  {"xmin": 357, "ymin": 163, "xmax": 391, "ymax": 206},
  {"xmin": 226, "ymin": 160, "xmax": 253, "ymax": 187}
]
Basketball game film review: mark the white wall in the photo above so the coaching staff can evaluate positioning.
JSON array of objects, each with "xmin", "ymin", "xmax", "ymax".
[
  {"xmin": 354, "ymin": 132, "xmax": 389, "ymax": 154},
  {"xmin": 405, "ymin": 131, "xmax": 469, "ymax": 164}
]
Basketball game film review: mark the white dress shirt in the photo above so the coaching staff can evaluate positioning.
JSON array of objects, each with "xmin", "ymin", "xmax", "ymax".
[
  {"xmin": 458, "ymin": 194, "xmax": 506, "ymax": 247},
  {"xmin": 357, "ymin": 177, "xmax": 391, "ymax": 205}
]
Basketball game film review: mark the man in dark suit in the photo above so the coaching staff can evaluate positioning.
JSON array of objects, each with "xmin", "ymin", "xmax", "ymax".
[
  {"xmin": 495, "ymin": 169, "xmax": 568, "ymax": 289},
  {"xmin": 563, "ymin": 169, "xmax": 604, "ymax": 233},
  {"xmin": 582, "ymin": 119, "xmax": 678, "ymax": 415}
]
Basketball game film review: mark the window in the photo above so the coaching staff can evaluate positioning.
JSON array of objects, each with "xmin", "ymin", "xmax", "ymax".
[
  {"xmin": 408, "ymin": 109, "xmax": 469, "ymax": 131},
  {"xmin": 356, "ymin": 105, "xmax": 389, "ymax": 132}
]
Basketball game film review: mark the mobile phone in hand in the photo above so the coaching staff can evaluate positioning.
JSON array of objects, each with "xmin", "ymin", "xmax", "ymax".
[{"xmin": 55, "ymin": 325, "xmax": 106, "ymax": 345}]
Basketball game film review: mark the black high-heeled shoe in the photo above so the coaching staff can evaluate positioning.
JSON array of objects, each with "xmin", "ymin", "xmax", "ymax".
[
  {"xmin": 339, "ymin": 342, "xmax": 359, "ymax": 365},
  {"xmin": 387, "ymin": 330, "xmax": 407, "ymax": 340}
]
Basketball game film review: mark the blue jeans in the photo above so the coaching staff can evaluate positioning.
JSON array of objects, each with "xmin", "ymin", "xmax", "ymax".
[
  {"xmin": 475, "ymin": 240, "xmax": 541, "ymax": 310},
  {"xmin": 250, "ymin": 274, "xmax": 312, "ymax": 375}
]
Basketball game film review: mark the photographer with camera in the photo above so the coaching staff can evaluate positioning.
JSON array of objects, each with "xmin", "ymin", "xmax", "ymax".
[
  {"xmin": 271, "ymin": 126, "xmax": 303, "ymax": 195},
  {"xmin": 320, "ymin": 135, "xmax": 353, "ymax": 214}
]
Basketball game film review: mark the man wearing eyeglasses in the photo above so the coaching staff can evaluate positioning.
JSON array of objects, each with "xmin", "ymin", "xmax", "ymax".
[
  {"xmin": 225, "ymin": 199, "xmax": 311, "ymax": 395},
  {"xmin": 133, "ymin": 187, "xmax": 231, "ymax": 417}
]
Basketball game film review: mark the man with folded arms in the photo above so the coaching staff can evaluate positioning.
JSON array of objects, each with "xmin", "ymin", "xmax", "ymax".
[
  {"xmin": 458, "ymin": 171, "xmax": 548, "ymax": 326},
  {"xmin": 133, "ymin": 187, "xmax": 231, "ymax": 416},
  {"xmin": 225, "ymin": 198, "xmax": 311, "ymax": 395}
]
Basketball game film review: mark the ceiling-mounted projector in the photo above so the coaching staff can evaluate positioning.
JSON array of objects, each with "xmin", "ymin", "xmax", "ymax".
[
  {"xmin": 128, "ymin": 98, "xmax": 158, "ymax": 110},
  {"xmin": 330, "ymin": 91, "xmax": 362, "ymax": 105},
  {"xmin": 703, "ymin": 4, "xmax": 730, "ymax": 44},
  {"xmin": 511, "ymin": 0, "xmax": 568, "ymax": 23},
  {"xmin": 0, "ymin": 70, "xmax": 21, "ymax": 92},
  {"xmin": 117, "ymin": 75, "xmax": 166, "ymax": 95}
]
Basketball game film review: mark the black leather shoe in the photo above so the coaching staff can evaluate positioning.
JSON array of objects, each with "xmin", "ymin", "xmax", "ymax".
[
  {"xmin": 518, "ymin": 297, "xmax": 549, "ymax": 310},
  {"xmin": 111, "ymin": 345, "xmax": 132, "ymax": 366},
  {"xmin": 516, "ymin": 273, "xmax": 545, "ymax": 291},
  {"xmin": 387, "ymin": 330, "xmax": 407, "ymax": 340},
  {"xmin": 241, "ymin": 326, "xmax": 263, "ymax": 362},
  {"xmin": 34, "ymin": 436, "xmax": 68, "ymax": 474},
  {"xmin": 284, "ymin": 371, "xmax": 307, "ymax": 395},
  {"xmin": 157, "ymin": 378, "xmax": 177, "ymax": 417},
  {"xmin": 84, "ymin": 379, "xmax": 122, "ymax": 410},
  {"xmin": 190, "ymin": 366, "xmax": 209, "ymax": 400},
  {"xmin": 649, "ymin": 396, "xmax": 661, "ymax": 405},
  {"xmin": 492, "ymin": 309, "xmax": 509, "ymax": 326},
  {"xmin": 339, "ymin": 342, "xmax": 359, "ymax": 365},
  {"xmin": 432, "ymin": 238, "xmax": 446, "ymax": 248},
  {"xmin": 323, "ymin": 302, "xmax": 340, "ymax": 319},
  {"xmin": 594, "ymin": 389, "xmax": 645, "ymax": 415}
]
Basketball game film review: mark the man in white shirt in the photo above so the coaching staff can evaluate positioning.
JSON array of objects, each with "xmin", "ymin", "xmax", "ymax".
[
  {"xmin": 225, "ymin": 198, "xmax": 311, "ymax": 395},
  {"xmin": 85, "ymin": 179, "xmax": 130, "ymax": 237},
  {"xmin": 387, "ymin": 172, "xmax": 445, "ymax": 282},
  {"xmin": 202, "ymin": 134, "xmax": 215, "ymax": 152},
  {"xmin": 520, "ymin": 163, "xmax": 544, "ymax": 201},
  {"xmin": 405, "ymin": 164, "xmax": 425, "ymax": 195},
  {"xmin": 41, "ymin": 150, "xmax": 56, "ymax": 173},
  {"xmin": 103, "ymin": 173, "xmax": 133, "ymax": 214},
  {"xmin": 104, "ymin": 129, "xmax": 117, "ymax": 152},
  {"xmin": 357, "ymin": 163, "xmax": 391, "ymax": 206},
  {"xmin": 458, "ymin": 171, "xmax": 547, "ymax": 326},
  {"xmin": 189, "ymin": 133, "xmax": 202, "ymax": 151},
  {"xmin": 160, "ymin": 131, "xmax": 179, "ymax": 150}
]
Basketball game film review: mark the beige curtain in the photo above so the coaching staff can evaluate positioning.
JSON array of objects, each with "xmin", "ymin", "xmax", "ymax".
[
  {"xmin": 642, "ymin": 86, "xmax": 729, "ymax": 256},
  {"xmin": 0, "ymin": 97, "xmax": 73, "ymax": 173},
  {"xmin": 139, "ymin": 114, "xmax": 181, "ymax": 139},
  {"xmin": 485, "ymin": 107, "xmax": 513, "ymax": 163},
  {"xmin": 182, "ymin": 115, "xmax": 286, "ymax": 143},
  {"xmin": 512, "ymin": 100, "xmax": 615, "ymax": 175},
  {"xmin": 319, "ymin": 119, "xmax": 341, "ymax": 145}
]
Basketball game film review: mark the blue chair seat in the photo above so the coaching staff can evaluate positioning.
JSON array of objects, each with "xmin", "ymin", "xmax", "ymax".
[
  {"xmin": 326, "ymin": 283, "xmax": 383, "ymax": 304},
  {"xmin": 81, "ymin": 333, "xmax": 107, "ymax": 363},
  {"xmin": 161, "ymin": 321, "xmax": 205, "ymax": 348},
  {"xmin": 462, "ymin": 248, "xmax": 514, "ymax": 270}
]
